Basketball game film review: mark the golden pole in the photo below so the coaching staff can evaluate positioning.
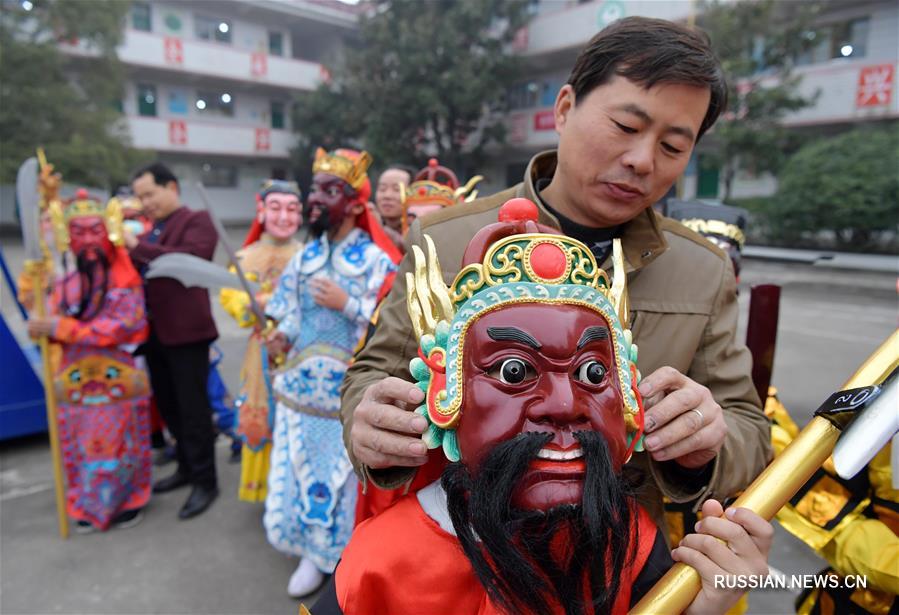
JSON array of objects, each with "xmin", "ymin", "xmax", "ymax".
[
  {"xmin": 630, "ymin": 329, "xmax": 899, "ymax": 614},
  {"xmin": 26, "ymin": 259, "xmax": 69, "ymax": 539},
  {"xmin": 30, "ymin": 148, "xmax": 69, "ymax": 539}
]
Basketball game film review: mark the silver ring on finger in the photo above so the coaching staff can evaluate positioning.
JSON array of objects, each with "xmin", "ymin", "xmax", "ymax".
[{"xmin": 690, "ymin": 408, "xmax": 704, "ymax": 428}]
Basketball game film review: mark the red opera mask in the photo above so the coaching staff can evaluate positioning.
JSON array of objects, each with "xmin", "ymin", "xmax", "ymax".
[
  {"xmin": 306, "ymin": 173, "xmax": 355, "ymax": 235},
  {"xmin": 405, "ymin": 199, "xmax": 645, "ymax": 512},
  {"xmin": 457, "ymin": 304, "xmax": 627, "ymax": 510},
  {"xmin": 68, "ymin": 215, "xmax": 112, "ymax": 259},
  {"xmin": 260, "ymin": 191, "xmax": 302, "ymax": 240}
]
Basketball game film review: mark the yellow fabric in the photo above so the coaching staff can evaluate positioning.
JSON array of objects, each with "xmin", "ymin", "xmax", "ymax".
[
  {"xmin": 222, "ymin": 239, "xmax": 300, "ymax": 505},
  {"xmin": 726, "ymin": 594, "xmax": 748, "ymax": 615},
  {"xmin": 764, "ymin": 387, "xmax": 799, "ymax": 455},
  {"xmin": 219, "ymin": 269, "xmax": 260, "ymax": 329},
  {"xmin": 239, "ymin": 443, "xmax": 271, "ymax": 502},
  {"xmin": 869, "ymin": 445, "xmax": 899, "ymax": 517},
  {"xmin": 769, "ymin": 392, "xmax": 897, "ymax": 610},
  {"xmin": 819, "ymin": 516, "xmax": 899, "ymax": 595}
]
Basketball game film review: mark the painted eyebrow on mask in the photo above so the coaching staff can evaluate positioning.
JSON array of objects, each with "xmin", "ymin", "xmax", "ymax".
[
  {"xmin": 577, "ymin": 326, "xmax": 610, "ymax": 349},
  {"xmin": 486, "ymin": 327, "xmax": 542, "ymax": 349}
]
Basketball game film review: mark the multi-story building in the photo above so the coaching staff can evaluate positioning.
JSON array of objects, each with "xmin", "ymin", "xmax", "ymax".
[
  {"xmin": 65, "ymin": 0, "xmax": 358, "ymax": 220},
  {"xmin": 481, "ymin": 0, "xmax": 898, "ymax": 201},
  {"xmin": 50, "ymin": 0, "xmax": 897, "ymax": 220}
]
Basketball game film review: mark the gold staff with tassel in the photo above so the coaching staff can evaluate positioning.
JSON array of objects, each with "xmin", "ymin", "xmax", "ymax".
[
  {"xmin": 630, "ymin": 329, "xmax": 899, "ymax": 614},
  {"xmin": 17, "ymin": 151, "xmax": 69, "ymax": 539}
]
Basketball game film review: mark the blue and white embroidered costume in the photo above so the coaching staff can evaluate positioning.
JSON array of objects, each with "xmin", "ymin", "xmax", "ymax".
[{"xmin": 263, "ymin": 227, "xmax": 395, "ymax": 572}]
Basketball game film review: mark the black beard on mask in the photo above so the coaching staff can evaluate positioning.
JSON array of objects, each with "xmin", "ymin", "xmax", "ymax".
[
  {"xmin": 60, "ymin": 249, "xmax": 110, "ymax": 321},
  {"xmin": 442, "ymin": 431, "xmax": 642, "ymax": 615},
  {"xmin": 308, "ymin": 205, "xmax": 331, "ymax": 239}
]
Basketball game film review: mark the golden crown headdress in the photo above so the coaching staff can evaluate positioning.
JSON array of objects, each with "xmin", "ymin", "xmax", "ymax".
[
  {"xmin": 312, "ymin": 147, "xmax": 372, "ymax": 191},
  {"xmin": 48, "ymin": 189, "xmax": 126, "ymax": 250},
  {"xmin": 404, "ymin": 198, "xmax": 643, "ymax": 462},
  {"xmin": 404, "ymin": 158, "xmax": 483, "ymax": 210}
]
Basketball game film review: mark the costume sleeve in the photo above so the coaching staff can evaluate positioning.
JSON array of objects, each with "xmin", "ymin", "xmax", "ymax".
[
  {"xmin": 340, "ymin": 223, "xmax": 429, "ymax": 489},
  {"xmin": 649, "ymin": 257, "xmax": 771, "ymax": 504},
  {"xmin": 266, "ymin": 249, "xmax": 302, "ymax": 343},
  {"xmin": 128, "ymin": 210, "xmax": 217, "ymax": 266},
  {"xmin": 52, "ymin": 286, "xmax": 148, "ymax": 347},
  {"xmin": 342, "ymin": 250, "xmax": 397, "ymax": 329}
]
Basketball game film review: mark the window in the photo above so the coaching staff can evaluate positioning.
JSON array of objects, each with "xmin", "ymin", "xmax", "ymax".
[
  {"xmin": 168, "ymin": 90, "xmax": 188, "ymax": 114},
  {"xmin": 132, "ymin": 2, "xmax": 151, "ymax": 32},
  {"xmin": 507, "ymin": 82, "xmax": 539, "ymax": 110},
  {"xmin": 195, "ymin": 15, "xmax": 231, "ymax": 44},
  {"xmin": 195, "ymin": 90, "xmax": 234, "ymax": 117},
  {"xmin": 834, "ymin": 17, "xmax": 869, "ymax": 59},
  {"xmin": 137, "ymin": 84, "xmax": 157, "ymax": 117},
  {"xmin": 540, "ymin": 79, "xmax": 563, "ymax": 106},
  {"xmin": 797, "ymin": 17, "xmax": 870, "ymax": 65},
  {"xmin": 201, "ymin": 163, "xmax": 238, "ymax": 188},
  {"xmin": 271, "ymin": 101, "xmax": 285, "ymax": 129},
  {"xmin": 269, "ymin": 30, "xmax": 283, "ymax": 56}
]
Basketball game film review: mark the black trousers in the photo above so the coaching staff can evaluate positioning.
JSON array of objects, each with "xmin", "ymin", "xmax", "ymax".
[{"xmin": 144, "ymin": 333, "xmax": 217, "ymax": 489}]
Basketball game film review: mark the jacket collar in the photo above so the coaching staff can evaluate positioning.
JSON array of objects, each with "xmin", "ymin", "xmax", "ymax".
[{"xmin": 517, "ymin": 150, "xmax": 668, "ymax": 274}]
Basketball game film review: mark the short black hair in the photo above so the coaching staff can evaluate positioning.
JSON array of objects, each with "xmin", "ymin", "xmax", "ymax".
[
  {"xmin": 132, "ymin": 162, "xmax": 179, "ymax": 188},
  {"xmin": 568, "ymin": 16, "xmax": 728, "ymax": 140}
]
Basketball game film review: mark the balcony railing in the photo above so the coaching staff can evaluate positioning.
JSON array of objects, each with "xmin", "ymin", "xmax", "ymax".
[
  {"xmin": 64, "ymin": 29, "xmax": 325, "ymax": 91},
  {"xmin": 126, "ymin": 115, "xmax": 295, "ymax": 158}
]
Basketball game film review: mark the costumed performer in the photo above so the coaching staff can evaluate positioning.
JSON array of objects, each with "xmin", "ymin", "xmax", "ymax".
[
  {"xmin": 324, "ymin": 199, "xmax": 773, "ymax": 614},
  {"xmin": 220, "ymin": 179, "xmax": 304, "ymax": 502},
  {"xmin": 26, "ymin": 189, "xmax": 151, "ymax": 532},
  {"xmin": 262, "ymin": 148, "xmax": 401, "ymax": 597}
]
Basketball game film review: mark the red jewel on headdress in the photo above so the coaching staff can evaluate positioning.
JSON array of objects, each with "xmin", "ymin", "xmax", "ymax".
[
  {"xmin": 428, "ymin": 158, "xmax": 438, "ymax": 168},
  {"xmin": 418, "ymin": 186, "xmax": 427, "ymax": 196},
  {"xmin": 75, "ymin": 188, "xmax": 89, "ymax": 199},
  {"xmin": 498, "ymin": 197, "xmax": 539, "ymax": 222},
  {"xmin": 530, "ymin": 242, "xmax": 567, "ymax": 280}
]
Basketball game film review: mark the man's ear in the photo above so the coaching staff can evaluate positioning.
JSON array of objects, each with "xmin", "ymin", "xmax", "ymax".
[
  {"xmin": 166, "ymin": 180, "xmax": 180, "ymax": 195},
  {"xmin": 350, "ymin": 202, "xmax": 365, "ymax": 216},
  {"xmin": 554, "ymin": 84, "xmax": 575, "ymax": 134},
  {"xmin": 255, "ymin": 197, "xmax": 265, "ymax": 222}
]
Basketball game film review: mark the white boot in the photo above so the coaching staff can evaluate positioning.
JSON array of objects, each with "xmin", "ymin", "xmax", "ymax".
[{"xmin": 287, "ymin": 558, "xmax": 324, "ymax": 598}]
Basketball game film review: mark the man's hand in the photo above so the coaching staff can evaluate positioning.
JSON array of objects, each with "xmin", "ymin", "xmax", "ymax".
[
  {"xmin": 27, "ymin": 317, "xmax": 56, "ymax": 339},
  {"xmin": 351, "ymin": 377, "xmax": 429, "ymax": 469},
  {"xmin": 265, "ymin": 330, "xmax": 291, "ymax": 358},
  {"xmin": 310, "ymin": 278, "xmax": 348, "ymax": 311},
  {"xmin": 123, "ymin": 227, "xmax": 139, "ymax": 250},
  {"xmin": 638, "ymin": 366, "xmax": 727, "ymax": 469},
  {"xmin": 674, "ymin": 499, "xmax": 773, "ymax": 615}
]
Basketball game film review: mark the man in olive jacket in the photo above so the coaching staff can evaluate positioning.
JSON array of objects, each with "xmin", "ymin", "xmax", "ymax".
[{"xmin": 340, "ymin": 17, "xmax": 771, "ymax": 533}]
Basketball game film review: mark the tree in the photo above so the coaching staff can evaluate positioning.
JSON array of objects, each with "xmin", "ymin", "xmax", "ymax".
[
  {"xmin": 291, "ymin": 0, "xmax": 529, "ymax": 178},
  {"xmin": 0, "ymin": 0, "xmax": 149, "ymax": 188},
  {"xmin": 697, "ymin": 0, "xmax": 820, "ymax": 200},
  {"xmin": 774, "ymin": 123, "xmax": 899, "ymax": 250}
]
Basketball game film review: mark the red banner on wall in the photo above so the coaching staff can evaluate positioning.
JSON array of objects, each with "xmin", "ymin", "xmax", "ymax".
[
  {"xmin": 533, "ymin": 109, "xmax": 555, "ymax": 131},
  {"xmin": 164, "ymin": 37, "xmax": 183, "ymax": 65},
  {"xmin": 856, "ymin": 64, "xmax": 894, "ymax": 108},
  {"xmin": 251, "ymin": 53, "xmax": 267, "ymax": 78},
  {"xmin": 255, "ymin": 128, "xmax": 271, "ymax": 152},
  {"xmin": 169, "ymin": 120, "xmax": 187, "ymax": 145}
]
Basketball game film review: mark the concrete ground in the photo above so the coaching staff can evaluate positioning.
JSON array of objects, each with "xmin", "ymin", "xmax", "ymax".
[{"xmin": 1, "ymin": 229, "xmax": 896, "ymax": 614}]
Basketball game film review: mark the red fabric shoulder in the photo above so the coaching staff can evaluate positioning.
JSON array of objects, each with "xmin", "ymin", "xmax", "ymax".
[
  {"xmin": 611, "ymin": 504, "xmax": 660, "ymax": 615},
  {"xmin": 336, "ymin": 495, "xmax": 488, "ymax": 615},
  {"xmin": 109, "ymin": 247, "xmax": 143, "ymax": 290}
]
